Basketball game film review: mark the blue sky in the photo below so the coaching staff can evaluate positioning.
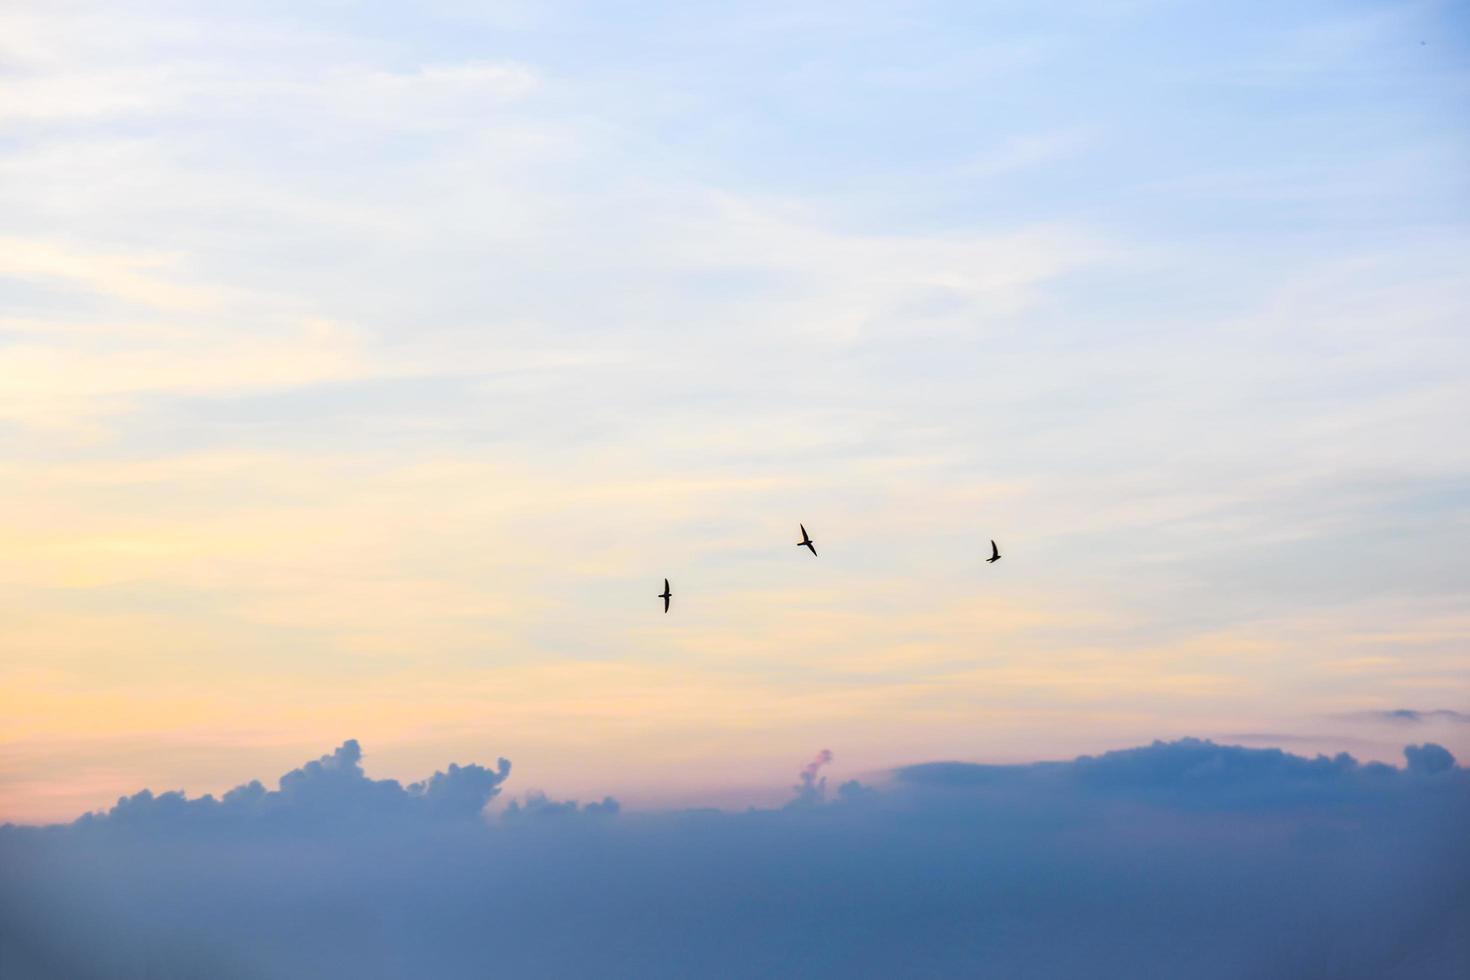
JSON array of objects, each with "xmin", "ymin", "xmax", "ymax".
[{"xmin": 0, "ymin": 0, "xmax": 1467, "ymax": 822}]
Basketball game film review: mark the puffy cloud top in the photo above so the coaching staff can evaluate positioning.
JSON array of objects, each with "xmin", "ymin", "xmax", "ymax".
[
  {"xmin": 898, "ymin": 736, "xmax": 1461, "ymax": 809},
  {"xmin": 1405, "ymin": 742, "xmax": 1457, "ymax": 775},
  {"xmin": 74, "ymin": 739, "xmax": 511, "ymax": 835}
]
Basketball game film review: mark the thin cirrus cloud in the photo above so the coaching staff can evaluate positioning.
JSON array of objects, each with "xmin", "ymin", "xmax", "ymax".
[{"xmin": 1, "ymin": 737, "xmax": 1466, "ymax": 979}]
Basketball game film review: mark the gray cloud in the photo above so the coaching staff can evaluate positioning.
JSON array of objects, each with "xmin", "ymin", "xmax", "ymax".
[
  {"xmin": 1353, "ymin": 709, "xmax": 1470, "ymax": 725},
  {"xmin": 503, "ymin": 791, "xmax": 621, "ymax": 819},
  {"xmin": 70, "ymin": 739, "xmax": 511, "ymax": 836},
  {"xmin": 1405, "ymin": 743, "xmax": 1457, "ymax": 775},
  {"xmin": 786, "ymin": 748, "xmax": 834, "ymax": 809},
  {"xmin": 2, "ymin": 738, "xmax": 1467, "ymax": 979}
]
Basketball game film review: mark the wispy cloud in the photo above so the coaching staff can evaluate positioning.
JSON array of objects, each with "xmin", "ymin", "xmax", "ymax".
[
  {"xmin": 1347, "ymin": 709, "xmax": 1470, "ymax": 725},
  {"xmin": 0, "ymin": 237, "xmax": 220, "ymax": 310}
]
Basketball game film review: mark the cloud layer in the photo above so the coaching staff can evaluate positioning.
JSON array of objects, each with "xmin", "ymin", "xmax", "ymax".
[
  {"xmin": 3, "ymin": 738, "xmax": 1467, "ymax": 979},
  {"xmin": 72, "ymin": 739, "xmax": 511, "ymax": 836}
]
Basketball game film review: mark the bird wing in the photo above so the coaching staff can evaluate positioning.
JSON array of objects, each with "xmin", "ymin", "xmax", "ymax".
[
  {"xmin": 664, "ymin": 578, "xmax": 670, "ymax": 592},
  {"xmin": 990, "ymin": 540, "xmax": 999, "ymax": 559},
  {"xmin": 800, "ymin": 523, "xmax": 808, "ymax": 540}
]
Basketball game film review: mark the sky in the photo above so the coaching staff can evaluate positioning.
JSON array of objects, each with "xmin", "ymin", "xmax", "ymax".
[{"xmin": 2, "ymin": 0, "xmax": 1469, "ymax": 825}]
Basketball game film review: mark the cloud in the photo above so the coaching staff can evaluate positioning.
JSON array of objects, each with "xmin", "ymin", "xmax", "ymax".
[
  {"xmin": 1353, "ymin": 709, "xmax": 1470, "ymax": 725},
  {"xmin": 787, "ymin": 748, "xmax": 833, "ymax": 808},
  {"xmin": 896, "ymin": 737, "xmax": 1468, "ymax": 815},
  {"xmin": 3, "ymin": 738, "xmax": 1467, "ymax": 979},
  {"xmin": 70, "ymin": 739, "xmax": 511, "ymax": 835},
  {"xmin": 0, "ymin": 235, "xmax": 220, "ymax": 310},
  {"xmin": 503, "ymin": 791, "xmax": 621, "ymax": 819},
  {"xmin": 1405, "ymin": 743, "xmax": 1457, "ymax": 775}
]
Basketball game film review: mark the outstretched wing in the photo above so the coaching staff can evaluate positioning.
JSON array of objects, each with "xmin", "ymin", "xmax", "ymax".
[
  {"xmin": 989, "ymin": 539, "xmax": 999, "ymax": 559},
  {"xmin": 800, "ymin": 523, "xmax": 808, "ymax": 540}
]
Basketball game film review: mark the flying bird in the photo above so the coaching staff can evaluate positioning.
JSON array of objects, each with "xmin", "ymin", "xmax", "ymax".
[
  {"xmin": 987, "ymin": 540, "xmax": 1001, "ymax": 564},
  {"xmin": 797, "ymin": 524, "xmax": 817, "ymax": 557},
  {"xmin": 659, "ymin": 578, "xmax": 672, "ymax": 613}
]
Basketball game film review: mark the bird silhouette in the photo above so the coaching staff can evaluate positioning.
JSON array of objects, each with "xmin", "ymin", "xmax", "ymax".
[
  {"xmin": 659, "ymin": 578, "xmax": 672, "ymax": 613},
  {"xmin": 797, "ymin": 524, "xmax": 817, "ymax": 557},
  {"xmin": 987, "ymin": 540, "xmax": 1001, "ymax": 564}
]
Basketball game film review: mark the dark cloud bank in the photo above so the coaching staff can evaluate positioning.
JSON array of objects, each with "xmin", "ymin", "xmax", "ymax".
[{"xmin": 3, "ymin": 738, "xmax": 1467, "ymax": 980}]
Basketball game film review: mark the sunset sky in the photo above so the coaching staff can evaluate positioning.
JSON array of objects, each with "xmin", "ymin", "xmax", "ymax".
[{"xmin": 2, "ymin": 0, "xmax": 1468, "ymax": 824}]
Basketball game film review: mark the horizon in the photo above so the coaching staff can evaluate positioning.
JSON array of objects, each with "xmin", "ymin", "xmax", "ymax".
[
  {"xmin": 6, "ymin": 730, "xmax": 1463, "ymax": 827},
  {"xmin": 8, "ymin": 723, "xmax": 1470, "ymax": 827}
]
